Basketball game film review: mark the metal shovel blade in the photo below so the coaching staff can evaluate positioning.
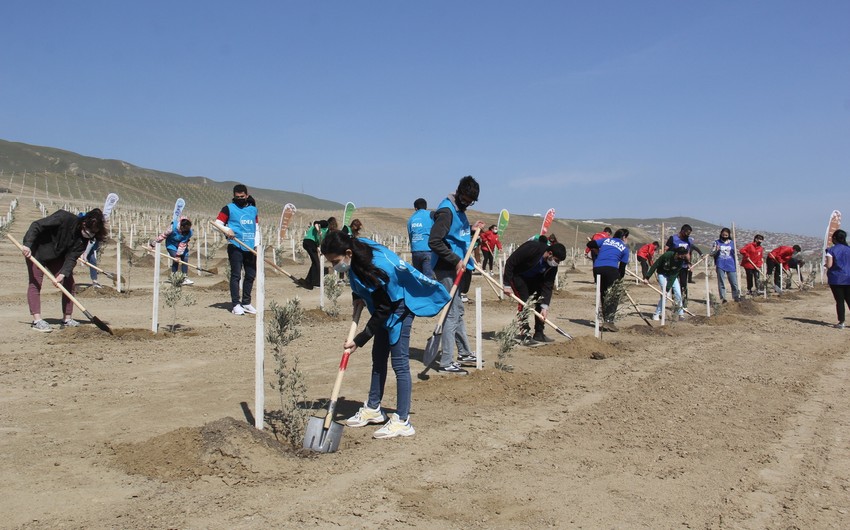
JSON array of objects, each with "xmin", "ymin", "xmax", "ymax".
[
  {"xmin": 422, "ymin": 332, "xmax": 441, "ymax": 368},
  {"xmin": 303, "ymin": 415, "xmax": 344, "ymax": 453},
  {"xmin": 84, "ymin": 310, "xmax": 114, "ymax": 335}
]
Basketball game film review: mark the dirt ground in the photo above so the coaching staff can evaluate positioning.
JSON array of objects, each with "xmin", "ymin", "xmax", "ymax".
[{"xmin": 1, "ymin": 201, "xmax": 848, "ymax": 529}]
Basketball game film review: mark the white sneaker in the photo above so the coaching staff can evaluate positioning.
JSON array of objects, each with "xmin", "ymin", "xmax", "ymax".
[
  {"xmin": 182, "ymin": 278, "xmax": 194, "ymax": 285},
  {"xmin": 652, "ymin": 314, "xmax": 660, "ymax": 321},
  {"xmin": 232, "ymin": 304, "xmax": 245, "ymax": 315},
  {"xmin": 373, "ymin": 413, "xmax": 415, "ymax": 439},
  {"xmin": 241, "ymin": 304, "xmax": 257, "ymax": 314},
  {"xmin": 344, "ymin": 405, "xmax": 387, "ymax": 427}
]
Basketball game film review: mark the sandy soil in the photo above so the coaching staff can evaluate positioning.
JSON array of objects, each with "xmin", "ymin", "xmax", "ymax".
[{"xmin": 1, "ymin": 201, "xmax": 848, "ymax": 529}]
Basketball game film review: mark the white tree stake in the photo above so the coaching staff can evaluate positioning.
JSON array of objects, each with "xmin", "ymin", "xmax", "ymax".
[
  {"xmin": 319, "ymin": 254, "xmax": 325, "ymax": 310},
  {"xmin": 116, "ymin": 217, "xmax": 122, "ymax": 293},
  {"xmin": 254, "ymin": 244, "xmax": 266, "ymax": 430},
  {"xmin": 151, "ymin": 241, "xmax": 161, "ymax": 333},
  {"xmin": 705, "ymin": 258, "xmax": 711, "ymax": 317},
  {"xmin": 475, "ymin": 287, "xmax": 483, "ymax": 370},
  {"xmin": 594, "ymin": 274, "xmax": 601, "ymax": 339}
]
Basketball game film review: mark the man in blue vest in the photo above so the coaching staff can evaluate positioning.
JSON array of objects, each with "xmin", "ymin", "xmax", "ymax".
[
  {"xmin": 215, "ymin": 184, "xmax": 259, "ymax": 315},
  {"xmin": 407, "ymin": 198, "xmax": 434, "ymax": 279},
  {"xmin": 428, "ymin": 176, "xmax": 485, "ymax": 375}
]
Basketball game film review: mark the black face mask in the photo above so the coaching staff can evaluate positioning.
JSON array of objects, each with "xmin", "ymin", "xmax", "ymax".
[{"xmin": 234, "ymin": 197, "xmax": 248, "ymax": 208}]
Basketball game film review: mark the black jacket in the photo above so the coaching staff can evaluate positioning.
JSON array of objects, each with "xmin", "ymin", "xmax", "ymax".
[
  {"xmin": 503, "ymin": 239, "xmax": 558, "ymax": 306},
  {"xmin": 22, "ymin": 210, "xmax": 88, "ymax": 276}
]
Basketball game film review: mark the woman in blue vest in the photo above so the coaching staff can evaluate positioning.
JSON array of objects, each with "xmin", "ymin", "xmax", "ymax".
[
  {"xmin": 825, "ymin": 229, "xmax": 850, "ymax": 329},
  {"xmin": 152, "ymin": 217, "xmax": 194, "ymax": 285},
  {"xmin": 710, "ymin": 227, "xmax": 740, "ymax": 302},
  {"xmin": 321, "ymin": 230, "xmax": 450, "ymax": 439}
]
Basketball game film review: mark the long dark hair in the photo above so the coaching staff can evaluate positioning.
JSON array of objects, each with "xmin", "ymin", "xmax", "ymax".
[
  {"xmin": 321, "ymin": 231, "xmax": 388, "ymax": 287},
  {"xmin": 833, "ymin": 229, "xmax": 847, "ymax": 246},
  {"xmin": 78, "ymin": 208, "xmax": 108, "ymax": 242}
]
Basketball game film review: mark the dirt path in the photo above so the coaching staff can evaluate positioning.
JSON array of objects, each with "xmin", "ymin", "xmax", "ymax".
[{"xmin": 1, "ymin": 201, "xmax": 848, "ymax": 528}]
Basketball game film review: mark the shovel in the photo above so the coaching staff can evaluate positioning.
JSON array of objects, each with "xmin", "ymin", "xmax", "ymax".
[
  {"xmin": 7, "ymin": 234, "xmax": 114, "ymax": 335},
  {"xmin": 624, "ymin": 268, "xmax": 696, "ymax": 317},
  {"xmin": 623, "ymin": 288, "xmax": 653, "ymax": 328},
  {"xmin": 303, "ymin": 305, "xmax": 364, "ymax": 453},
  {"xmin": 142, "ymin": 246, "xmax": 218, "ymax": 275},
  {"xmin": 475, "ymin": 264, "xmax": 573, "ymax": 339},
  {"xmin": 77, "ymin": 256, "xmax": 123, "ymax": 285},
  {"xmin": 418, "ymin": 228, "xmax": 481, "ymax": 379},
  {"xmin": 209, "ymin": 221, "xmax": 298, "ymax": 282}
]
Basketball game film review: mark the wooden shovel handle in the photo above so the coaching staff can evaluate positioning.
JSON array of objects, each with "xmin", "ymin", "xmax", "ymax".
[
  {"xmin": 624, "ymin": 268, "xmax": 696, "ymax": 317},
  {"xmin": 323, "ymin": 305, "xmax": 365, "ymax": 429},
  {"xmin": 6, "ymin": 234, "xmax": 90, "ymax": 314},
  {"xmin": 208, "ymin": 221, "xmax": 295, "ymax": 279},
  {"xmin": 475, "ymin": 263, "xmax": 573, "ymax": 339},
  {"xmin": 431, "ymin": 227, "xmax": 482, "ymax": 332}
]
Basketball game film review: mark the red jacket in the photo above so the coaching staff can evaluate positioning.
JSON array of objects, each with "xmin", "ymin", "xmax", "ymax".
[
  {"xmin": 636, "ymin": 242, "xmax": 657, "ymax": 262},
  {"xmin": 585, "ymin": 231, "xmax": 610, "ymax": 255},
  {"xmin": 768, "ymin": 246, "xmax": 794, "ymax": 269},
  {"xmin": 480, "ymin": 230, "xmax": 502, "ymax": 253},
  {"xmin": 739, "ymin": 242, "xmax": 764, "ymax": 269}
]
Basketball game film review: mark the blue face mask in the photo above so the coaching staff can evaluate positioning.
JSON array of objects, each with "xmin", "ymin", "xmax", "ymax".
[{"xmin": 333, "ymin": 258, "xmax": 350, "ymax": 274}]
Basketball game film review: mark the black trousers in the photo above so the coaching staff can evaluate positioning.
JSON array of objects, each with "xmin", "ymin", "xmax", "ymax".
[
  {"xmin": 830, "ymin": 284, "xmax": 850, "ymax": 323},
  {"xmin": 593, "ymin": 266, "xmax": 622, "ymax": 321},
  {"xmin": 511, "ymin": 275, "xmax": 546, "ymax": 334},
  {"xmin": 302, "ymin": 239, "xmax": 321, "ymax": 287}
]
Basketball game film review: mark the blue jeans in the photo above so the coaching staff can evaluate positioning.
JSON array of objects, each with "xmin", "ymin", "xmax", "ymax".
[
  {"xmin": 716, "ymin": 268, "xmax": 740, "ymax": 301},
  {"xmin": 227, "ymin": 245, "xmax": 256, "ymax": 306},
  {"xmin": 169, "ymin": 249, "xmax": 189, "ymax": 274},
  {"xmin": 86, "ymin": 241, "xmax": 99, "ymax": 281},
  {"xmin": 411, "ymin": 251, "xmax": 434, "ymax": 279},
  {"xmin": 655, "ymin": 274, "xmax": 684, "ymax": 316},
  {"xmin": 366, "ymin": 304, "xmax": 414, "ymax": 420},
  {"xmin": 436, "ymin": 269, "xmax": 473, "ymax": 367}
]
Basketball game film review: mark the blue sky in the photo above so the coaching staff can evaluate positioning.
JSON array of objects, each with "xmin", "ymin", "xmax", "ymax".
[{"xmin": 2, "ymin": 1, "xmax": 848, "ymax": 236}]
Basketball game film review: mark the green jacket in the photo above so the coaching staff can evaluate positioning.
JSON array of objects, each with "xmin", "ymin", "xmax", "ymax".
[{"xmin": 645, "ymin": 251, "xmax": 684, "ymax": 284}]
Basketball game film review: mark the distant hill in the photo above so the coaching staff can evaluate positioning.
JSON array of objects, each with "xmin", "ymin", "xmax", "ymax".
[
  {"xmin": 0, "ymin": 138, "xmax": 819, "ymax": 254},
  {"xmin": 0, "ymin": 139, "xmax": 342, "ymax": 212}
]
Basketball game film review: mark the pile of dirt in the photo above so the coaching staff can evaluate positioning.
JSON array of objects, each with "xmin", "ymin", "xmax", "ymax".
[
  {"xmin": 76, "ymin": 285, "xmax": 126, "ymax": 298},
  {"xmin": 304, "ymin": 308, "xmax": 343, "ymax": 323},
  {"xmin": 731, "ymin": 299, "xmax": 765, "ymax": 315},
  {"xmin": 530, "ymin": 336, "xmax": 621, "ymax": 359},
  {"xmin": 111, "ymin": 417, "xmax": 299, "ymax": 482}
]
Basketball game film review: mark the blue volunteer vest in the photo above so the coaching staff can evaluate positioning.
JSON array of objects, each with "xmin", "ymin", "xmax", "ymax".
[
  {"xmin": 714, "ymin": 239, "xmax": 736, "ymax": 272},
  {"xmin": 166, "ymin": 219, "xmax": 193, "ymax": 253},
  {"xmin": 827, "ymin": 244, "xmax": 850, "ymax": 285},
  {"xmin": 350, "ymin": 239, "xmax": 450, "ymax": 344},
  {"xmin": 226, "ymin": 203, "xmax": 257, "ymax": 251},
  {"xmin": 671, "ymin": 234, "xmax": 692, "ymax": 269},
  {"xmin": 594, "ymin": 238, "xmax": 630, "ymax": 269},
  {"xmin": 407, "ymin": 209, "xmax": 433, "ymax": 252},
  {"xmin": 431, "ymin": 198, "xmax": 473, "ymax": 270}
]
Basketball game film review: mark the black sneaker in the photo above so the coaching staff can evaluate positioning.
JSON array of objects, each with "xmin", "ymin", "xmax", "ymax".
[
  {"xmin": 436, "ymin": 362, "xmax": 468, "ymax": 375},
  {"xmin": 457, "ymin": 353, "xmax": 477, "ymax": 363},
  {"xmin": 518, "ymin": 336, "xmax": 538, "ymax": 346},
  {"xmin": 532, "ymin": 332, "xmax": 554, "ymax": 343}
]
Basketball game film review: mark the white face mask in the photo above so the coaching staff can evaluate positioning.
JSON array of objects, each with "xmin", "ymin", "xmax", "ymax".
[
  {"xmin": 547, "ymin": 257, "xmax": 559, "ymax": 267},
  {"xmin": 333, "ymin": 257, "xmax": 351, "ymax": 274}
]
